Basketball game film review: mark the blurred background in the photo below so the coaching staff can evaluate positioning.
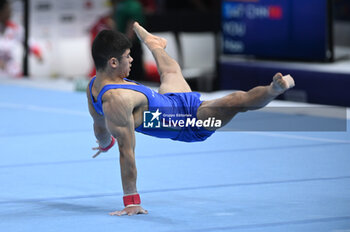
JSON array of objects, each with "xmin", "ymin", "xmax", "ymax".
[{"xmin": 0, "ymin": 0, "xmax": 349, "ymax": 106}]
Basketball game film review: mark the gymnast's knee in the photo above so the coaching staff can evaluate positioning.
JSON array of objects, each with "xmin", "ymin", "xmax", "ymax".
[{"xmin": 159, "ymin": 62, "xmax": 181, "ymax": 76}]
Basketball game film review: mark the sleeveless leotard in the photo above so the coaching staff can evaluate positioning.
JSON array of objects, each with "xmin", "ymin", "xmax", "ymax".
[{"xmin": 89, "ymin": 76, "xmax": 214, "ymax": 142}]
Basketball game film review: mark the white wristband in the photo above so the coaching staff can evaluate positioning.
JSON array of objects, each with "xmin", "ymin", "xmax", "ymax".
[{"xmin": 125, "ymin": 204, "xmax": 141, "ymax": 208}]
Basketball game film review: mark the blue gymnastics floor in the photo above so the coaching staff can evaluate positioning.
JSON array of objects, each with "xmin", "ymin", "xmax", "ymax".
[{"xmin": 0, "ymin": 83, "xmax": 350, "ymax": 232}]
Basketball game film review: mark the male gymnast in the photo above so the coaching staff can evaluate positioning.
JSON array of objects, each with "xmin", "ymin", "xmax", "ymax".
[{"xmin": 86, "ymin": 22, "xmax": 295, "ymax": 216}]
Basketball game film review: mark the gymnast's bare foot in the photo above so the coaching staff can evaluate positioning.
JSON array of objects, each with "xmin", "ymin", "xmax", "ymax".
[
  {"xmin": 270, "ymin": 73, "xmax": 295, "ymax": 95},
  {"xmin": 133, "ymin": 22, "xmax": 167, "ymax": 51}
]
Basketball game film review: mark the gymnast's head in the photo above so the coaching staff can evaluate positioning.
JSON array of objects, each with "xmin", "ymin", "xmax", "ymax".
[{"xmin": 92, "ymin": 30, "xmax": 132, "ymax": 76}]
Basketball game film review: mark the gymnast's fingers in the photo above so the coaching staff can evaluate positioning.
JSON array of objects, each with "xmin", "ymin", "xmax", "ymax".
[{"xmin": 92, "ymin": 150, "xmax": 102, "ymax": 158}]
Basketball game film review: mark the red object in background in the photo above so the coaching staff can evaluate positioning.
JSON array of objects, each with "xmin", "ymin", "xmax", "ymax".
[
  {"xmin": 30, "ymin": 45, "xmax": 42, "ymax": 58},
  {"xmin": 144, "ymin": 62, "xmax": 160, "ymax": 82},
  {"xmin": 139, "ymin": 0, "xmax": 157, "ymax": 13},
  {"xmin": 269, "ymin": 6, "xmax": 283, "ymax": 19}
]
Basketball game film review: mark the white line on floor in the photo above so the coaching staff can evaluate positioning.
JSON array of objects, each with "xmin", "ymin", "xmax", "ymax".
[{"xmin": 0, "ymin": 102, "xmax": 88, "ymax": 117}]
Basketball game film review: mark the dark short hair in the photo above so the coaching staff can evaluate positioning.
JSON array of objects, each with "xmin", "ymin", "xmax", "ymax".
[{"xmin": 92, "ymin": 30, "xmax": 132, "ymax": 71}]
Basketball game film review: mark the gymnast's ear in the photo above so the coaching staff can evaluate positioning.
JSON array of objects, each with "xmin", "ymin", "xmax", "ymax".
[{"xmin": 109, "ymin": 57, "xmax": 119, "ymax": 69}]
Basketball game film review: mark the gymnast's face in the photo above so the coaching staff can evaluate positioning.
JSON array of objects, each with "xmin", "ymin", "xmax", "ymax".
[{"xmin": 118, "ymin": 49, "xmax": 133, "ymax": 78}]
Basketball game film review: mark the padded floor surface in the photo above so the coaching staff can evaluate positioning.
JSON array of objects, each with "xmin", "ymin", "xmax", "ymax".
[{"xmin": 0, "ymin": 84, "xmax": 349, "ymax": 232}]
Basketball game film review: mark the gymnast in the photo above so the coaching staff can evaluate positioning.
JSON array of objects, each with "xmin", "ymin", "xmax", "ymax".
[{"xmin": 86, "ymin": 22, "xmax": 295, "ymax": 216}]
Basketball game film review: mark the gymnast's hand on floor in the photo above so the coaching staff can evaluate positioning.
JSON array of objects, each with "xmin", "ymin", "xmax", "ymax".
[{"xmin": 109, "ymin": 205, "xmax": 148, "ymax": 216}]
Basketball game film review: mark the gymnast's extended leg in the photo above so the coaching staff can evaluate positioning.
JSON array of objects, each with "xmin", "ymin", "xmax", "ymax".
[{"xmin": 197, "ymin": 73, "xmax": 295, "ymax": 129}]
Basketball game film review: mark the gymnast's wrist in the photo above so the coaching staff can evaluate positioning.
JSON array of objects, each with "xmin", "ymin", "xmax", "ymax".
[
  {"xmin": 123, "ymin": 193, "xmax": 141, "ymax": 207},
  {"xmin": 99, "ymin": 136, "xmax": 115, "ymax": 151}
]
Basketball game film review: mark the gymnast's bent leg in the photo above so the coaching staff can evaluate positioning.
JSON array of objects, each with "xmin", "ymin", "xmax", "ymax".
[{"xmin": 133, "ymin": 22, "xmax": 191, "ymax": 94}]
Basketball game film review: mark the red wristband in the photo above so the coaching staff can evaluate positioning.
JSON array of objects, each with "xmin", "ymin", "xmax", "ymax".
[
  {"xmin": 123, "ymin": 194, "xmax": 141, "ymax": 207},
  {"xmin": 100, "ymin": 136, "xmax": 116, "ymax": 151}
]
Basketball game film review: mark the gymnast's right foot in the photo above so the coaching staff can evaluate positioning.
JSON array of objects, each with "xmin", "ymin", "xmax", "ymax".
[
  {"xmin": 133, "ymin": 22, "xmax": 167, "ymax": 51},
  {"xmin": 270, "ymin": 72, "xmax": 295, "ymax": 95}
]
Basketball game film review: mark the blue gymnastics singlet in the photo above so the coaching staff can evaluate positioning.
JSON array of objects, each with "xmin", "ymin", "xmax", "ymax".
[{"xmin": 89, "ymin": 76, "xmax": 214, "ymax": 142}]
